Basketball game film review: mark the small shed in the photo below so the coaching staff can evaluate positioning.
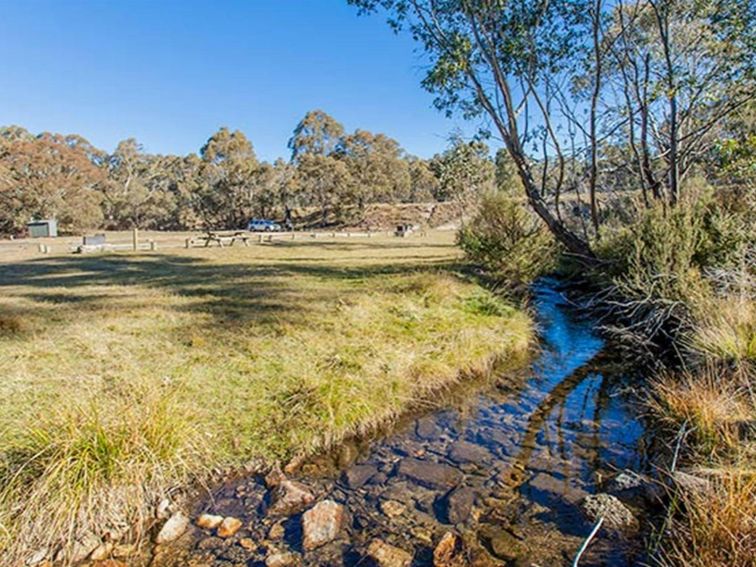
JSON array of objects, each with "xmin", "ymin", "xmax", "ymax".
[
  {"xmin": 27, "ymin": 219, "xmax": 58, "ymax": 238},
  {"xmin": 394, "ymin": 223, "xmax": 415, "ymax": 237}
]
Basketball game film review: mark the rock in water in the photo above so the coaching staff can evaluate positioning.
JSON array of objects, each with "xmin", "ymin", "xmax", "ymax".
[
  {"xmin": 367, "ymin": 539, "xmax": 413, "ymax": 567},
  {"xmin": 266, "ymin": 551, "xmax": 302, "ymax": 566},
  {"xmin": 340, "ymin": 464, "xmax": 378, "ymax": 489},
  {"xmin": 302, "ymin": 499, "xmax": 345, "ymax": 550},
  {"xmin": 217, "ymin": 516, "xmax": 243, "ymax": 538},
  {"xmin": 433, "ymin": 532, "xmax": 466, "ymax": 567},
  {"xmin": 447, "ymin": 441, "xmax": 491, "ymax": 465},
  {"xmin": 156, "ymin": 512, "xmax": 189, "ymax": 544},
  {"xmin": 196, "ymin": 513, "xmax": 224, "ymax": 530},
  {"xmin": 581, "ymin": 493, "xmax": 638, "ymax": 530},
  {"xmin": 397, "ymin": 458, "xmax": 462, "ymax": 489},
  {"xmin": 268, "ymin": 480, "xmax": 315, "ymax": 516},
  {"xmin": 443, "ymin": 486, "xmax": 476, "ymax": 525},
  {"xmin": 379, "ymin": 499, "xmax": 406, "ymax": 518},
  {"xmin": 265, "ymin": 464, "xmax": 286, "ymax": 489}
]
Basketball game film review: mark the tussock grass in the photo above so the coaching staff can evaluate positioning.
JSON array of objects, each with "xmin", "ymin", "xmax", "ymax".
[
  {"xmin": 650, "ymin": 368, "xmax": 752, "ymax": 458},
  {"xmin": 656, "ymin": 468, "xmax": 756, "ymax": 567},
  {"xmin": 690, "ymin": 295, "xmax": 756, "ymax": 364},
  {"xmin": 0, "ymin": 231, "xmax": 533, "ymax": 564},
  {"xmin": 649, "ymin": 364, "xmax": 756, "ymax": 566}
]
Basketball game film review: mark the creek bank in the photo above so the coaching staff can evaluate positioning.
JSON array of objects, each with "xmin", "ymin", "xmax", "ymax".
[{"xmin": 142, "ymin": 278, "xmax": 654, "ymax": 566}]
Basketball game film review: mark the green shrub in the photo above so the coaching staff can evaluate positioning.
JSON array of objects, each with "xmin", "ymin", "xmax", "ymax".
[{"xmin": 458, "ymin": 192, "xmax": 558, "ymax": 288}]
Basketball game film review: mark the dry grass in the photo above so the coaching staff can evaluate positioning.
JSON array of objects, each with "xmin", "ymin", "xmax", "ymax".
[
  {"xmin": 690, "ymin": 295, "xmax": 756, "ymax": 364},
  {"xmin": 650, "ymin": 368, "xmax": 753, "ymax": 457},
  {"xmin": 0, "ymin": 231, "xmax": 533, "ymax": 564},
  {"xmin": 649, "ymin": 363, "xmax": 756, "ymax": 566},
  {"xmin": 657, "ymin": 470, "xmax": 756, "ymax": 567}
]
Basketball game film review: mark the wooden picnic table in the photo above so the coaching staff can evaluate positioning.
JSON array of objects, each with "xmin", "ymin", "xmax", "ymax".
[{"xmin": 197, "ymin": 230, "xmax": 253, "ymax": 247}]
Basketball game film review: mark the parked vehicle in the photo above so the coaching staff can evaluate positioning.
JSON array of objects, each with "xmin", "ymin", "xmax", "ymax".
[{"xmin": 247, "ymin": 219, "xmax": 282, "ymax": 232}]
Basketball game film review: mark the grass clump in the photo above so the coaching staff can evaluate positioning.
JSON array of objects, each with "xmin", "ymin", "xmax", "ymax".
[
  {"xmin": 657, "ymin": 470, "xmax": 756, "ymax": 567},
  {"xmin": 0, "ymin": 231, "xmax": 533, "ymax": 563},
  {"xmin": 648, "ymin": 365, "xmax": 755, "ymax": 566}
]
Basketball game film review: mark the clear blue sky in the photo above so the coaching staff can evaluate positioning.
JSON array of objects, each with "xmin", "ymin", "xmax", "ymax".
[{"xmin": 0, "ymin": 0, "xmax": 478, "ymax": 161}]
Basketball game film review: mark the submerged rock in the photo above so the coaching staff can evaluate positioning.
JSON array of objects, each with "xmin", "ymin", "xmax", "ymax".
[
  {"xmin": 302, "ymin": 499, "xmax": 345, "ymax": 550},
  {"xmin": 442, "ymin": 486, "xmax": 477, "ymax": 525},
  {"xmin": 196, "ymin": 513, "xmax": 224, "ymax": 530},
  {"xmin": 217, "ymin": 516, "xmax": 242, "ymax": 538},
  {"xmin": 367, "ymin": 539, "xmax": 413, "ymax": 567},
  {"xmin": 527, "ymin": 472, "xmax": 588, "ymax": 503},
  {"xmin": 268, "ymin": 480, "xmax": 315, "ymax": 516},
  {"xmin": 447, "ymin": 440, "xmax": 491, "ymax": 465},
  {"xmin": 268, "ymin": 521, "xmax": 285, "ymax": 540},
  {"xmin": 266, "ymin": 551, "xmax": 302, "ymax": 567},
  {"xmin": 155, "ymin": 512, "xmax": 190, "ymax": 544},
  {"xmin": 433, "ymin": 531, "xmax": 466, "ymax": 567},
  {"xmin": 581, "ymin": 493, "xmax": 638, "ymax": 530},
  {"xmin": 379, "ymin": 499, "xmax": 406, "ymax": 518},
  {"xmin": 340, "ymin": 464, "xmax": 378, "ymax": 489},
  {"xmin": 397, "ymin": 458, "xmax": 462, "ymax": 489}
]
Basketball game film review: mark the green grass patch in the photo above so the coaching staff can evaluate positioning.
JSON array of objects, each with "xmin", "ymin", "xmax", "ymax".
[{"xmin": 0, "ymin": 231, "xmax": 533, "ymax": 562}]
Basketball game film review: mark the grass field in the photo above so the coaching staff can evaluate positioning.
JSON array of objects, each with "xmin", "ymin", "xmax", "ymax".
[{"xmin": 0, "ymin": 230, "xmax": 533, "ymax": 563}]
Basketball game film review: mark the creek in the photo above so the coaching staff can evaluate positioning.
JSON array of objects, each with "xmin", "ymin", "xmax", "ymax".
[{"xmin": 156, "ymin": 278, "xmax": 650, "ymax": 566}]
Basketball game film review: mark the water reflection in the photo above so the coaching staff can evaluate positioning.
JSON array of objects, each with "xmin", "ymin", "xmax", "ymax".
[{"xmin": 166, "ymin": 279, "xmax": 647, "ymax": 566}]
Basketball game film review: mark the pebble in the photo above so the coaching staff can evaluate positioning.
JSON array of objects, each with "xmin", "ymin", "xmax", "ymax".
[
  {"xmin": 217, "ymin": 517, "xmax": 243, "ymax": 538},
  {"xmin": 267, "ymin": 480, "xmax": 315, "ymax": 516},
  {"xmin": 367, "ymin": 539, "xmax": 413, "ymax": 567},
  {"xmin": 196, "ymin": 514, "xmax": 224, "ymax": 530}
]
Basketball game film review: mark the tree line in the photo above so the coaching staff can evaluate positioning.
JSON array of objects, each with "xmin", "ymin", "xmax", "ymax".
[
  {"xmin": 0, "ymin": 111, "xmax": 508, "ymax": 235},
  {"xmin": 350, "ymin": 0, "xmax": 754, "ymax": 258}
]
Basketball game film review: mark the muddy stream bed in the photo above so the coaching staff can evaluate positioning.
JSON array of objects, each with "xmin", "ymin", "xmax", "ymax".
[{"xmin": 153, "ymin": 279, "xmax": 652, "ymax": 567}]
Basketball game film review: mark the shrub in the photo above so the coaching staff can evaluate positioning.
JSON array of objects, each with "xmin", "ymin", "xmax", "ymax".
[{"xmin": 457, "ymin": 192, "xmax": 558, "ymax": 288}]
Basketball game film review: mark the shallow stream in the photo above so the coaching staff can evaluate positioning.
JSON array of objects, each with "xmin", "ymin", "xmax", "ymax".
[{"xmin": 156, "ymin": 278, "xmax": 649, "ymax": 566}]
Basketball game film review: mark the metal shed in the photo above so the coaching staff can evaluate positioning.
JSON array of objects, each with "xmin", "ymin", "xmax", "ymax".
[{"xmin": 27, "ymin": 219, "xmax": 58, "ymax": 238}]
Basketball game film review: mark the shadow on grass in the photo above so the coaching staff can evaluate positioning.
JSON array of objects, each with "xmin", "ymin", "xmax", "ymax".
[{"xmin": 0, "ymin": 251, "xmax": 464, "ymax": 333}]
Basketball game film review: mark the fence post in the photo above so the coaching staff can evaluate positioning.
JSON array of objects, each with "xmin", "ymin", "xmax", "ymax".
[
  {"xmin": 149, "ymin": 240, "xmax": 157, "ymax": 251},
  {"xmin": 132, "ymin": 228, "xmax": 139, "ymax": 251},
  {"xmin": 185, "ymin": 238, "xmax": 191, "ymax": 249}
]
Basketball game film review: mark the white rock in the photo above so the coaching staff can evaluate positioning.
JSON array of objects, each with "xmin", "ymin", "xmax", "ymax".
[{"xmin": 155, "ymin": 512, "xmax": 189, "ymax": 544}]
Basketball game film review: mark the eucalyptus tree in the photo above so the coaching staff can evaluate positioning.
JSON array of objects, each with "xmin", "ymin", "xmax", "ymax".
[
  {"xmin": 432, "ymin": 137, "xmax": 495, "ymax": 207},
  {"xmin": 197, "ymin": 127, "xmax": 261, "ymax": 229},
  {"xmin": 297, "ymin": 153, "xmax": 353, "ymax": 226},
  {"xmin": 102, "ymin": 139, "xmax": 177, "ymax": 229},
  {"xmin": 288, "ymin": 110, "xmax": 346, "ymax": 161},
  {"xmin": 0, "ymin": 132, "xmax": 105, "ymax": 234},
  {"xmin": 407, "ymin": 157, "xmax": 440, "ymax": 201},
  {"xmin": 336, "ymin": 129, "xmax": 412, "ymax": 210},
  {"xmin": 348, "ymin": 0, "xmax": 755, "ymax": 257}
]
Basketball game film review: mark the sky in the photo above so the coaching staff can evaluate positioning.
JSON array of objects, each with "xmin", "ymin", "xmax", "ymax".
[{"xmin": 0, "ymin": 0, "xmax": 480, "ymax": 162}]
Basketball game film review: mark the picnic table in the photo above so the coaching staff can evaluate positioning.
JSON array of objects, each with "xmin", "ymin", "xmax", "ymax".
[{"xmin": 195, "ymin": 230, "xmax": 253, "ymax": 247}]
